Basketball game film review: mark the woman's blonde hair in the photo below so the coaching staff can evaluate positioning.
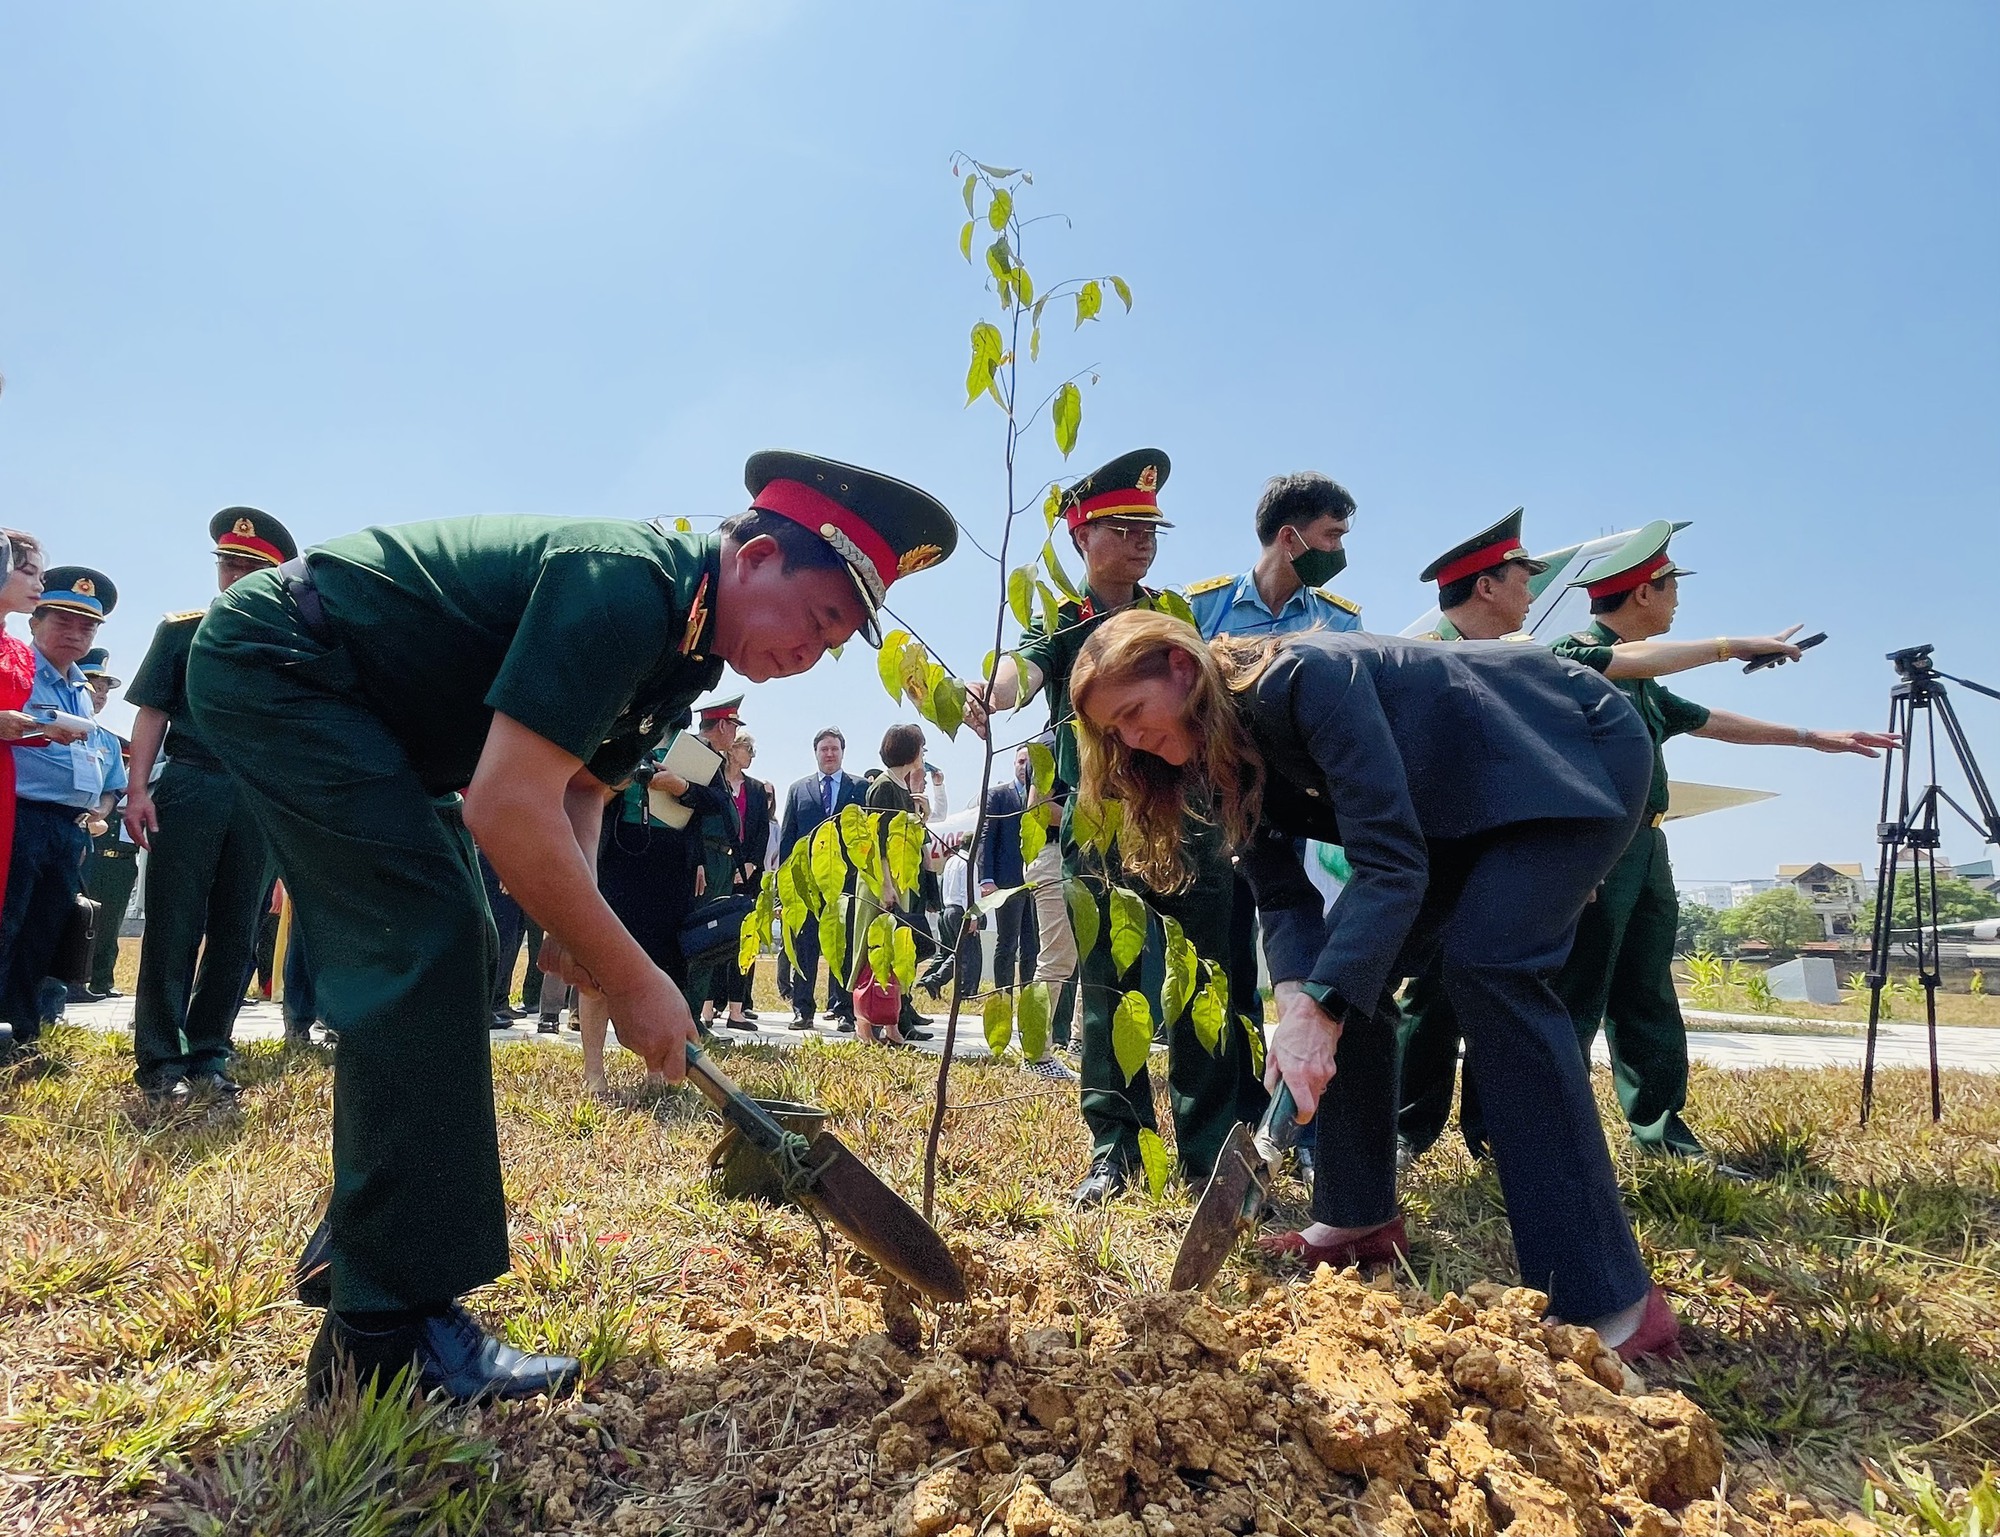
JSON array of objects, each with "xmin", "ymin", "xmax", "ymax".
[{"xmin": 1071, "ymin": 609, "xmax": 1288, "ymax": 891}]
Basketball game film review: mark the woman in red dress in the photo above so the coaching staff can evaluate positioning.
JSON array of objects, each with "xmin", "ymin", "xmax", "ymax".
[{"xmin": 0, "ymin": 531, "xmax": 52, "ymax": 910}]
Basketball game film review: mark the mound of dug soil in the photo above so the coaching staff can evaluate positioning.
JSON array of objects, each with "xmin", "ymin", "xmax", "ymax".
[{"xmin": 492, "ymin": 1268, "xmax": 1854, "ymax": 1537}]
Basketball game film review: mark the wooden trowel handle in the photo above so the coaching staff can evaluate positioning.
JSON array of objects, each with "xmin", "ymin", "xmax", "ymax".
[{"xmin": 684, "ymin": 1044, "xmax": 796, "ymax": 1155}]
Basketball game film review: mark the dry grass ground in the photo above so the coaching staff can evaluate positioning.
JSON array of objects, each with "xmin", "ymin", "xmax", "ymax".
[{"xmin": 1, "ymin": 1026, "xmax": 1996, "ymax": 1533}]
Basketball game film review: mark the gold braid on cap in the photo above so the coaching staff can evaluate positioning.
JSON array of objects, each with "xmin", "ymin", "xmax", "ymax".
[{"xmin": 818, "ymin": 523, "xmax": 887, "ymax": 606}]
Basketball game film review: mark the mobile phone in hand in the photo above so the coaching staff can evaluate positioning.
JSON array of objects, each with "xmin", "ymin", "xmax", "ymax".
[{"xmin": 1743, "ymin": 632, "xmax": 1826, "ymax": 673}]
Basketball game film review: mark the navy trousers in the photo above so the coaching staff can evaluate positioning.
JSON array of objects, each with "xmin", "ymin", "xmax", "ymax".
[
  {"xmin": 1, "ymin": 802, "xmax": 90, "ymax": 1043},
  {"xmin": 1310, "ymin": 730, "xmax": 1654, "ymax": 1322}
]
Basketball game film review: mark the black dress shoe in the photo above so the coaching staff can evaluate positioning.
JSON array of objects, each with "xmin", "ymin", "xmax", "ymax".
[
  {"xmin": 305, "ymin": 1302, "xmax": 582, "ymax": 1405},
  {"xmin": 189, "ymin": 1070, "xmax": 245, "ymax": 1097},
  {"xmin": 741, "ymin": 1008, "xmax": 759, "ymax": 1021},
  {"xmin": 67, "ymin": 985, "xmax": 106, "ymax": 1005},
  {"xmin": 536, "ymin": 1018, "xmax": 559, "ymax": 1034},
  {"xmin": 724, "ymin": 1015, "xmax": 759, "ymax": 1032},
  {"xmin": 788, "ymin": 1013, "xmax": 815, "ymax": 1032},
  {"xmin": 1072, "ymin": 1156, "xmax": 1133, "ymax": 1210},
  {"xmin": 296, "ymin": 1216, "xmax": 333, "ymax": 1308},
  {"xmin": 834, "ymin": 1017, "xmax": 856, "ymax": 1034},
  {"xmin": 490, "ymin": 1013, "xmax": 516, "ymax": 1032},
  {"xmin": 140, "ymin": 1071, "xmax": 192, "ymax": 1108}
]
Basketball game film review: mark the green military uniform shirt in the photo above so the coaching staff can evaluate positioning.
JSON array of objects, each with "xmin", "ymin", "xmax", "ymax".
[
  {"xmin": 1014, "ymin": 586, "xmax": 1159, "ymax": 793},
  {"xmin": 126, "ymin": 612, "xmax": 222, "ymax": 769},
  {"xmin": 1550, "ymin": 620, "xmax": 1711, "ymax": 815},
  {"xmin": 305, "ymin": 518, "xmax": 724, "ymax": 791}
]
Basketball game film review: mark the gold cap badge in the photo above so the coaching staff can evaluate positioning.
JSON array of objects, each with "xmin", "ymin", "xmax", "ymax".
[
  {"xmin": 75, "ymin": 577, "xmax": 96, "ymax": 596},
  {"xmin": 233, "ymin": 516, "xmax": 257, "ymax": 537},
  {"xmin": 1136, "ymin": 465, "xmax": 1159, "ymax": 493},
  {"xmin": 897, "ymin": 543, "xmax": 944, "ymax": 577}
]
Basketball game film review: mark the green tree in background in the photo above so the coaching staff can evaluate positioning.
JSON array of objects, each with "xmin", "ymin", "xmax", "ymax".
[
  {"xmin": 1862, "ymin": 873, "xmax": 2000, "ymax": 933},
  {"xmin": 1676, "ymin": 902, "xmax": 1727, "ymax": 957},
  {"xmin": 1719, "ymin": 887, "xmax": 1821, "ymax": 957}
]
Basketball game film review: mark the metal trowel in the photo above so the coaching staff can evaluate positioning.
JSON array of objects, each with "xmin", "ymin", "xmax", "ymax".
[
  {"xmin": 1169, "ymin": 1081, "xmax": 1302, "ymax": 1292},
  {"xmin": 684, "ymin": 1043, "xmax": 968, "ymax": 1303}
]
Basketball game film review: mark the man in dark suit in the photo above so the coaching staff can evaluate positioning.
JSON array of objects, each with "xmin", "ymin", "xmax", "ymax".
[
  {"xmin": 776, "ymin": 727, "xmax": 867, "ymax": 1028},
  {"xmin": 978, "ymin": 746, "xmax": 1039, "ymax": 990}
]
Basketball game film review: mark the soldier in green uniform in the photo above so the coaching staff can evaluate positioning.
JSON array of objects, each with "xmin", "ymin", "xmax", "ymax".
[
  {"xmin": 1396, "ymin": 509, "xmax": 1549, "ymax": 1163},
  {"xmin": 78, "ymin": 649, "xmax": 140, "ymax": 1001},
  {"xmin": 123, "ymin": 509, "xmax": 299, "ymax": 1102},
  {"xmin": 1550, "ymin": 521, "xmax": 1895, "ymax": 1164},
  {"xmin": 185, "ymin": 453, "xmax": 953, "ymax": 1402},
  {"xmin": 967, "ymin": 450, "xmax": 1266, "ymax": 1205}
]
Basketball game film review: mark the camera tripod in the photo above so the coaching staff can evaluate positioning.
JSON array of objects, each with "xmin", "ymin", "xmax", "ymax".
[{"xmin": 1860, "ymin": 645, "xmax": 2000, "ymax": 1123}]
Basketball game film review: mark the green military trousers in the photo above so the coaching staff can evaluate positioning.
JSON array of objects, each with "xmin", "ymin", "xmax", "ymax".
[
  {"xmin": 83, "ymin": 831, "xmax": 141, "ymax": 997},
  {"xmin": 1071, "ymin": 809, "xmax": 1268, "ymax": 1181},
  {"xmin": 129, "ymin": 758, "xmax": 273, "ymax": 1084},
  {"xmin": 1551, "ymin": 823, "xmax": 1703, "ymax": 1156},
  {"xmin": 187, "ymin": 573, "xmax": 508, "ymax": 1313}
]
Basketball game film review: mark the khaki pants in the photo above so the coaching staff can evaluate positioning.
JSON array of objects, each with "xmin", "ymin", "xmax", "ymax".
[{"xmin": 1027, "ymin": 839, "xmax": 1075, "ymax": 985}]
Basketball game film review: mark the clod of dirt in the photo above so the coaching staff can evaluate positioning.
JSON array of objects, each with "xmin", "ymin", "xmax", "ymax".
[{"xmin": 487, "ymin": 1267, "xmax": 1859, "ymax": 1537}]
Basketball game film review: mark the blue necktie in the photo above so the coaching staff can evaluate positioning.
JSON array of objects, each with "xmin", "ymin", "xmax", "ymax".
[{"xmin": 822, "ymin": 775, "xmax": 834, "ymax": 816}]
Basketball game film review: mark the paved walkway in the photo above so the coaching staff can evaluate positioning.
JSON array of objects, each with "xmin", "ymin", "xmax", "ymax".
[{"xmin": 47, "ymin": 995, "xmax": 2000, "ymax": 1074}]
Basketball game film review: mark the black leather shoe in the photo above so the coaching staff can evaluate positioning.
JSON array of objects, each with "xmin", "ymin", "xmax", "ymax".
[
  {"xmin": 834, "ymin": 1016, "xmax": 856, "ymax": 1034},
  {"xmin": 724, "ymin": 1015, "xmax": 759, "ymax": 1032},
  {"xmin": 296, "ymin": 1216, "xmax": 333, "ymax": 1308},
  {"xmin": 490, "ymin": 1013, "xmax": 516, "ymax": 1032},
  {"xmin": 141, "ymin": 1072, "xmax": 192, "ymax": 1109},
  {"xmin": 1071, "ymin": 1157, "xmax": 1133, "ymax": 1210},
  {"xmin": 189, "ymin": 1070, "xmax": 245, "ymax": 1097},
  {"xmin": 741, "ymin": 1008, "xmax": 759, "ymax": 1021},
  {"xmin": 305, "ymin": 1302, "xmax": 581, "ymax": 1405},
  {"xmin": 788, "ymin": 1012, "xmax": 815, "ymax": 1031}
]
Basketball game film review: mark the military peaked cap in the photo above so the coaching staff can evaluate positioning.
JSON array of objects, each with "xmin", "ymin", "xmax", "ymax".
[
  {"xmin": 1060, "ymin": 448, "xmax": 1175, "ymax": 533},
  {"xmin": 1569, "ymin": 519, "xmax": 1697, "ymax": 600},
  {"xmin": 210, "ymin": 507, "xmax": 298, "ymax": 567},
  {"xmin": 1420, "ymin": 507, "xmax": 1549, "ymax": 586},
  {"xmin": 743, "ymin": 451, "xmax": 957, "ymax": 646},
  {"xmin": 36, "ymin": 566, "xmax": 118, "ymax": 620}
]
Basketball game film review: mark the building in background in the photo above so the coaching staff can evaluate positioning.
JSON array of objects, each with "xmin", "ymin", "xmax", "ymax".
[{"xmin": 1777, "ymin": 862, "xmax": 1867, "ymax": 942}]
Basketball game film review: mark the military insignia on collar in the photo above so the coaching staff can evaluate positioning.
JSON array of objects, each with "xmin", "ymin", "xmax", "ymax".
[
  {"xmin": 680, "ymin": 573, "xmax": 711, "ymax": 657},
  {"xmin": 74, "ymin": 577, "xmax": 96, "ymax": 597},
  {"xmin": 898, "ymin": 543, "xmax": 944, "ymax": 578},
  {"xmin": 1136, "ymin": 464, "xmax": 1159, "ymax": 493},
  {"xmin": 233, "ymin": 516, "xmax": 256, "ymax": 537}
]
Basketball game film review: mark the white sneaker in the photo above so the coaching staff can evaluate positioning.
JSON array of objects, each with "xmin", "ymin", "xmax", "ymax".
[{"xmin": 1025, "ymin": 1055, "xmax": 1079, "ymax": 1083}]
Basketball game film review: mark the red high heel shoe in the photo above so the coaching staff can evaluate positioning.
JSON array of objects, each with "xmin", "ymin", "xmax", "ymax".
[{"xmin": 1256, "ymin": 1215, "xmax": 1408, "ymax": 1269}]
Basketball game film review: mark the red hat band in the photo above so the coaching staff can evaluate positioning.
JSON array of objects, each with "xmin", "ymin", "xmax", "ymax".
[
  {"xmin": 1585, "ymin": 550, "xmax": 1674, "ymax": 601},
  {"xmin": 1435, "ymin": 537, "xmax": 1525, "ymax": 588},
  {"xmin": 1064, "ymin": 487, "xmax": 1160, "ymax": 532},
  {"xmin": 751, "ymin": 478, "xmax": 899, "ymax": 604},
  {"xmin": 217, "ymin": 532, "xmax": 284, "ymax": 565}
]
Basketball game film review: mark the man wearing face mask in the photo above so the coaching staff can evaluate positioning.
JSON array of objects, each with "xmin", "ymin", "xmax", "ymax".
[{"xmin": 1184, "ymin": 472, "xmax": 1362, "ymax": 641}]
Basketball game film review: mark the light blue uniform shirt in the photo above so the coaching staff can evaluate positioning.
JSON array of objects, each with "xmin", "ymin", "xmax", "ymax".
[
  {"xmin": 1185, "ymin": 570, "xmax": 1364, "ymax": 641},
  {"xmin": 14, "ymin": 650, "xmax": 126, "ymax": 808}
]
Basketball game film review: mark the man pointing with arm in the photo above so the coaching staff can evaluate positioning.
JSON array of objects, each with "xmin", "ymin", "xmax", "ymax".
[{"xmin": 186, "ymin": 452, "xmax": 954, "ymax": 1403}]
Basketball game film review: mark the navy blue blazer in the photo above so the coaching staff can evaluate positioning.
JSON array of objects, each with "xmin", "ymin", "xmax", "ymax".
[
  {"xmin": 777, "ymin": 769, "xmax": 868, "ymax": 862},
  {"xmin": 1237, "ymin": 632, "xmax": 1647, "ymax": 1015},
  {"xmin": 979, "ymin": 779, "xmax": 1030, "ymax": 888}
]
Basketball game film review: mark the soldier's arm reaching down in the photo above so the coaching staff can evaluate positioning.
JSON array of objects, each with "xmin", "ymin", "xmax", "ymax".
[{"xmin": 464, "ymin": 711, "xmax": 698, "ymax": 1080}]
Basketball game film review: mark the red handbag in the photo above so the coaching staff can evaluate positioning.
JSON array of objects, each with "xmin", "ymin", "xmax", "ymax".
[{"xmin": 853, "ymin": 963, "xmax": 902, "ymax": 1030}]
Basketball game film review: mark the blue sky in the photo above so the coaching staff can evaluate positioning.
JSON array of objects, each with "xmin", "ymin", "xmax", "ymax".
[{"xmin": 4, "ymin": 2, "xmax": 1995, "ymax": 880}]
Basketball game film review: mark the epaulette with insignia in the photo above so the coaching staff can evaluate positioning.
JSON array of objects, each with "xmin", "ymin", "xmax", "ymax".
[
  {"xmin": 1567, "ymin": 631, "xmax": 1601, "ymax": 646},
  {"xmin": 1313, "ymin": 588, "xmax": 1361, "ymax": 615},
  {"xmin": 164, "ymin": 610, "xmax": 206, "ymax": 624},
  {"xmin": 1183, "ymin": 574, "xmax": 1233, "ymax": 597}
]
